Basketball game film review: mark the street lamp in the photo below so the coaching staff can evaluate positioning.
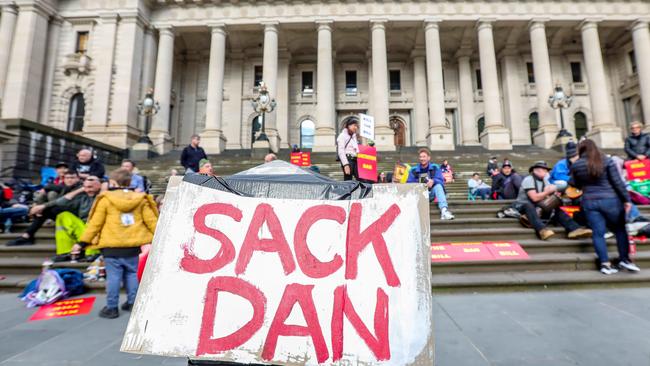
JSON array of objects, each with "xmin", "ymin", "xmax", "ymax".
[
  {"xmin": 548, "ymin": 84, "xmax": 573, "ymax": 138},
  {"xmin": 137, "ymin": 88, "xmax": 160, "ymax": 144},
  {"xmin": 250, "ymin": 81, "xmax": 277, "ymax": 143}
]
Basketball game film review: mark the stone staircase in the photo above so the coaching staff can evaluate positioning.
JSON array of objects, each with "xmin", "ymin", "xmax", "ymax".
[{"xmin": 2, "ymin": 146, "xmax": 650, "ymax": 293}]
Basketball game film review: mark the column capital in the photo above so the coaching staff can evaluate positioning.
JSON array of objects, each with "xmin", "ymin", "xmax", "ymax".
[
  {"xmin": 316, "ymin": 19, "xmax": 333, "ymax": 31},
  {"xmin": 424, "ymin": 20, "xmax": 441, "ymax": 31},
  {"xmin": 476, "ymin": 19, "xmax": 496, "ymax": 31},
  {"xmin": 50, "ymin": 14, "xmax": 65, "ymax": 26},
  {"xmin": 17, "ymin": 1, "xmax": 55, "ymax": 18},
  {"xmin": 98, "ymin": 11, "xmax": 119, "ymax": 23},
  {"xmin": 528, "ymin": 18, "xmax": 549, "ymax": 31},
  {"xmin": 630, "ymin": 19, "xmax": 650, "ymax": 32},
  {"xmin": 156, "ymin": 24, "xmax": 175, "ymax": 37},
  {"xmin": 370, "ymin": 18, "xmax": 388, "ymax": 30},
  {"xmin": 119, "ymin": 10, "xmax": 147, "ymax": 27},
  {"xmin": 455, "ymin": 47, "xmax": 473, "ymax": 59},
  {"xmin": 0, "ymin": 4, "xmax": 18, "ymax": 15},
  {"xmin": 410, "ymin": 48, "xmax": 426, "ymax": 59},
  {"xmin": 262, "ymin": 21, "xmax": 279, "ymax": 33},
  {"xmin": 579, "ymin": 18, "xmax": 602, "ymax": 32},
  {"xmin": 208, "ymin": 22, "xmax": 227, "ymax": 36}
]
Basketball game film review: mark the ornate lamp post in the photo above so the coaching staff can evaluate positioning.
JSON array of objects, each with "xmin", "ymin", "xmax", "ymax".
[
  {"xmin": 136, "ymin": 88, "xmax": 160, "ymax": 144},
  {"xmin": 250, "ymin": 82, "xmax": 277, "ymax": 143},
  {"xmin": 548, "ymin": 84, "xmax": 573, "ymax": 138}
]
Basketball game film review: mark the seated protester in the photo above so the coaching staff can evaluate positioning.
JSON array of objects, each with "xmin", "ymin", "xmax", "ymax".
[
  {"xmin": 440, "ymin": 160, "xmax": 451, "ymax": 173},
  {"xmin": 264, "ymin": 153, "xmax": 278, "ymax": 163},
  {"xmin": 120, "ymin": 159, "xmax": 145, "ymax": 193},
  {"xmin": 486, "ymin": 156, "xmax": 499, "ymax": 177},
  {"xmin": 51, "ymin": 175, "xmax": 103, "ymax": 257},
  {"xmin": 513, "ymin": 161, "xmax": 592, "ymax": 241},
  {"xmin": 34, "ymin": 162, "xmax": 69, "ymax": 205},
  {"xmin": 198, "ymin": 159, "xmax": 215, "ymax": 175},
  {"xmin": 72, "ymin": 168, "xmax": 159, "ymax": 319},
  {"xmin": 491, "ymin": 161, "xmax": 523, "ymax": 200},
  {"xmin": 549, "ymin": 141, "xmax": 579, "ymax": 192},
  {"xmin": 0, "ymin": 181, "xmax": 28, "ymax": 233},
  {"xmin": 624, "ymin": 121, "xmax": 650, "ymax": 161},
  {"xmin": 468, "ymin": 173, "xmax": 491, "ymax": 200},
  {"xmin": 6, "ymin": 170, "xmax": 81, "ymax": 246},
  {"xmin": 407, "ymin": 148, "xmax": 455, "ymax": 220},
  {"xmin": 70, "ymin": 148, "xmax": 105, "ymax": 181}
]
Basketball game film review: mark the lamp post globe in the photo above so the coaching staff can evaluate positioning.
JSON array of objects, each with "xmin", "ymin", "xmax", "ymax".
[
  {"xmin": 137, "ymin": 88, "xmax": 160, "ymax": 144},
  {"xmin": 251, "ymin": 81, "xmax": 276, "ymax": 144},
  {"xmin": 548, "ymin": 84, "xmax": 573, "ymax": 138}
]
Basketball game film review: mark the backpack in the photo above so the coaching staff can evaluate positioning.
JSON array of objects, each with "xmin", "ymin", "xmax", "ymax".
[
  {"xmin": 503, "ymin": 174, "xmax": 523, "ymax": 199},
  {"xmin": 21, "ymin": 269, "xmax": 85, "ymax": 308},
  {"xmin": 496, "ymin": 205, "xmax": 521, "ymax": 219}
]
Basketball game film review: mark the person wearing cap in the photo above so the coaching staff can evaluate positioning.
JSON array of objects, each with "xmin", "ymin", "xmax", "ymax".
[
  {"xmin": 549, "ymin": 141, "xmax": 579, "ymax": 191},
  {"xmin": 570, "ymin": 139, "xmax": 640, "ymax": 275},
  {"xmin": 336, "ymin": 119, "xmax": 360, "ymax": 181},
  {"xmin": 491, "ymin": 161, "xmax": 522, "ymax": 200},
  {"xmin": 624, "ymin": 121, "xmax": 650, "ymax": 161},
  {"xmin": 514, "ymin": 161, "xmax": 592, "ymax": 241}
]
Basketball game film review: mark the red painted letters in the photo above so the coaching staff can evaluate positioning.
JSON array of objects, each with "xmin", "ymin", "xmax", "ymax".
[{"xmin": 293, "ymin": 205, "xmax": 346, "ymax": 278}]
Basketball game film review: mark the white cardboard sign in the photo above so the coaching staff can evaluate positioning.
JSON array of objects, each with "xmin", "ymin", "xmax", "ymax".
[
  {"xmin": 121, "ymin": 178, "xmax": 433, "ymax": 365},
  {"xmin": 359, "ymin": 113, "xmax": 375, "ymax": 140}
]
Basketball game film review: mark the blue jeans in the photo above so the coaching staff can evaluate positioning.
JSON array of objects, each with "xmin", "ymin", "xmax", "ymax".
[
  {"xmin": 473, "ymin": 188, "xmax": 491, "ymax": 200},
  {"xmin": 0, "ymin": 206, "xmax": 28, "ymax": 230},
  {"xmin": 428, "ymin": 184, "xmax": 448, "ymax": 210},
  {"xmin": 582, "ymin": 198, "xmax": 630, "ymax": 264},
  {"xmin": 104, "ymin": 256, "xmax": 139, "ymax": 309}
]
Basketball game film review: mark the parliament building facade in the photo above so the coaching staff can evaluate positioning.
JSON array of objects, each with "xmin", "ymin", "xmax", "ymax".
[{"xmin": 0, "ymin": 0, "xmax": 649, "ymax": 154}]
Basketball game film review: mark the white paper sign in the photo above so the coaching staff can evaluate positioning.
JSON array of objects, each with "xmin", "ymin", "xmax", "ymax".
[
  {"xmin": 359, "ymin": 113, "xmax": 375, "ymax": 140},
  {"xmin": 121, "ymin": 178, "xmax": 433, "ymax": 366}
]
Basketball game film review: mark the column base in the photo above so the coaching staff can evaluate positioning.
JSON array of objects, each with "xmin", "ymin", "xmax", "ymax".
[
  {"xmin": 373, "ymin": 126, "xmax": 396, "ymax": 152},
  {"xmin": 200, "ymin": 129, "xmax": 227, "ymax": 154},
  {"xmin": 427, "ymin": 127, "xmax": 455, "ymax": 150},
  {"xmin": 251, "ymin": 139, "xmax": 272, "ymax": 159},
  {"xmin": 480, "ymin": 126, "xmax": 513, "ymax": 150},
  {"xmin": 129, "ymin": 142, "xmax": 159, "ymax": 161},
  {"xmin": 148, "ymin": 130, "xmax": 174, "ymax": 155},
  {"xmin": 586, "ymin": 126, "xmax": 624, "ymax": 149},
  {"xmin": 532, "ymin": 126, "xmax": 560, "ymax": 149},
  {"xmin": 311, "ymin": 129, "xmax": 336, "ymax": 152}
]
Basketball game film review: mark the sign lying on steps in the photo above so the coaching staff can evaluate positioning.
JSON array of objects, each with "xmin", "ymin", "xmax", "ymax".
[
  {"xmin": 431, "ymin": 241, "xmax": 529, "ymax": 262},
  {"xmin": 29, "ymin": 296, "xmax": 96, "ymax": 321}
]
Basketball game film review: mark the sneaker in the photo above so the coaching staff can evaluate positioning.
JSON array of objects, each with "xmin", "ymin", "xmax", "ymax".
[
  {"xmin": 600, "ymin": 264, "xmax": 619, "ymax": 275},
  {"xmin": 99, "ymin": 306, "xmax": 119, "ymax": 319},
  {"xmin": 440, "ymin": 209, "xmax": 455, "ymax": 220},
  {"xmin": 538, "ymin": 228, "xmax": 555, "ymax": 241},
  {"xmin": 604, "ymin": 232, "xmax": 614, "ymax": 239},
  {"xmin": 568, "ymin": 227, "xmax": 593, "ymax": 239},
  {"xmin": 121, "ymin": 302, "xmax": 134, "ymax": 312},
  {"xmin": 619, "ymin": 260, "xmax": 641, "ymax": 272},
  {"xmin": 5, "ymin": 236, "xmax": 34, "ymax": 246}
]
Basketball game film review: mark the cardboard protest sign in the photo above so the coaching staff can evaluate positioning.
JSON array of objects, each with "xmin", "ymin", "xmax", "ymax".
[
  {"xmin": 625, "ymin": 159, "xmax": 650, "ymax": 180},
  {"xmin": 431, "ymin": 241, "xmax": 529, "ymax": 262},
  {"xmin": 290, "ymin": 152, "xmax": 311, "ymax": 167},
  {"xmin": 357, "ymin": 145, "xmax": 378, "ymax": 182},
  {"xmin": 393, "ymin": 163, "xmax": 411, "ymax": 183},
  {"xmin": 29, "ymin": 297, "xmax": 95, "ymax": 321},
  {"xmin": 122, "ymin": 178, "xmax": 433, "ymax": 365},
  {"xmin": 359, "ymin": 113, "xmax": 375, "ymax": 140},
  {"xmin": 559, "ymin": 206, "xmax": 580, "ymax": 218}
]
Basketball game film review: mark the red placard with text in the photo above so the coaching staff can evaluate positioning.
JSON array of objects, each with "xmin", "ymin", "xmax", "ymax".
[
  {"xmin": 289, "ymin": 152, "xmax": 311, "ymax": 167},
  {"xmin": 357, "ymin": 145, "xmax": 378, "ymax": 182},
  {"xmin": 431, "ymin": 241, "xmax": 529, "ymax": 262},
  {"xmin": 485, "ymin": 241, "xmax": 530, "ymax": 260},
  {"xmin": 559, "ymin": 206, "xmax": 580, "ymax": 218},
  {"xmin": 29, "ymin": 297, "xmax": 96, "ymax": 322},
  {"xmin": 625, "ymin": 159, "xmax": 650, "ymax": 180}
]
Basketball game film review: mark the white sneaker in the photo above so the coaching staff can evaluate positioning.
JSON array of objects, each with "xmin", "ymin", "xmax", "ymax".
[
  {"xmin": 440, "ymin": 209, "xmax": 455, "ymax": 220},
  {"xmin": 619, "ymin": 260, "xmax": 641, "ymax": 272},
  {"xmin": 604, "ymin": 232, "xmax": 614, "ymax": 239},
  {"xmin": 600, "ymin": 264, "xmax": 619, "ymax": 275}
]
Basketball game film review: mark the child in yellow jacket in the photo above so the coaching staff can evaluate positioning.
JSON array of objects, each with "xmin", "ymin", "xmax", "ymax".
[{"xmin": 72, "ymin": 168, "xmax": 158, "ymax": 319}]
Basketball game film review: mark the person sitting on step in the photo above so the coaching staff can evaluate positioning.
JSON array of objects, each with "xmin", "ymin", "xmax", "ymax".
[
  {"xmin": 468, "ymin": 173, "xmax": 492, "ymax": 200},
  {"xmin": 513, "ymin": 161, "xmax": 592, "ymax": 241},
  {"xmin": 491, "ymin": 161, "xmax": 523, "ymax": 200},
  {"xmin": 407, "ymin": 148, "xmax": 455, "ymax": 220},
  {"xmin": 549, "ymin": 141, "xmax": 579, "ymax": 192}
]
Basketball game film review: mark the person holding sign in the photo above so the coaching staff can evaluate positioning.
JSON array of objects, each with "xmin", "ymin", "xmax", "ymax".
[
  {"xmin": 407, "ymin": 148, "xmax": 455, "ymax": 220},
  {"xmin": 336, "ymin": 119, "xmax": 359, "ymax": 181}
]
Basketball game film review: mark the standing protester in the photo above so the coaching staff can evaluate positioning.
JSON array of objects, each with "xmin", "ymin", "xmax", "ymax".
[
  {"xmin": 180, "ymin": 135, "xmax": 208, "ymax": 173},
  {"xmin": 407, "ymin": 148, "xmax": 455, "ymax": 220},
  {"xmin": 624, "ymin": 121, "xmax": 650, "ymax": 161},
  {"xmin": 71, "ymin": 149, "xmax": 105, "ymax": 180},
  {"xmin": 72, "ymin": 168, "xmax": 159, "ymax": 319},
  {"xmin": 570, "ymin": 140, "xmax": 640, "ymax": 275},
  {"xmin": 336, "ymin": 119, "xmax": 359, "ymax": 181}
]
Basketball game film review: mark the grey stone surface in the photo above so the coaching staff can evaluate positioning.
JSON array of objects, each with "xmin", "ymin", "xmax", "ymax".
[{"xmin": 0, "ymin": 289, "xmax": 649, "ymax": 365}]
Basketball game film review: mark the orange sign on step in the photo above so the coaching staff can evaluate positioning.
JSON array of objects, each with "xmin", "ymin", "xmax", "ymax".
[{"xmin": 29, "ymin": 297, "xmax": 96, "ymax": 322}]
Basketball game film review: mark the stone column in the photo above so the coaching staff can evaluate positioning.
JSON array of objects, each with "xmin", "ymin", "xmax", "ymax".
[
  {"xmin": 456, "ymin": 50, "xmax": 479, "ymax": 145},
  {"xmin": 201, "ymin": 23, "xmax": 227, "ymax": 154},
  {"xmin": 477, "ymin": 20, "xmax": 512, "ymax": 150},
  {"xmin": 150, "ymin": 25, "xmax": 175, "ymax": 154},
  {"xmin": 580, "ymin": 20, "xmax": 623, "ymax": 148},
  {"xmin": 529, "ymin": 20, "xmax": 558, "ymax": 148},
  {"xmin": 1, "ymin": 3, "xmax": 50, "ymax": 121},
  {"xmin": 370, "ymin": 20, "xmax": 394, "ymax": 150},
  {"xmin": 313, "ymin": 20, "xmax": 336, "ymax": 152},
  {"xmin": 139, "ymin": 27, "xmax": 157, "ymax": 131},
  {"xmin": 411, "ymin": 49, "xmax": 429, "ymax": 146},
  {"xmin": 0, "ymin": 4, "xmax": 18, "ymax": 104},
  {"xmin": 38, "ymin": 16, "xmax": 63, "ymax": 125},
  {"xmin": 260, "ymin": 22, "xmax": 280, "ymax": 152},
  {"xmin": 424, "ymin": 19, "xmax": 454, "ymax": 150},
  {"xmin": 499, "ymin": 46, "xmax": 528, "ymax": 145},
  {"xmin": 89, "ymin": 13, "xmax": 118, "ymax": 128},
  {"xmin": 631, "ymin": 20, "xmax": 650, "ymax": 125}
]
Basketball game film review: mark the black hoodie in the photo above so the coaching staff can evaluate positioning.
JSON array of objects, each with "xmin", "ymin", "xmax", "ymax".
[{"xmin": 70, "ymin": 157, "xmax": 105, "ymax": 179}]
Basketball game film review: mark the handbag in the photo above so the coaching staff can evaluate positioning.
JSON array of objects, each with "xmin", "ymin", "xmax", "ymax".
[{"xmin": 565, "ymin": 186, "xmax": 583, "ymax": 199}]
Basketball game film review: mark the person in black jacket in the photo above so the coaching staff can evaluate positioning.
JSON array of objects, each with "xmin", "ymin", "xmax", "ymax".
[
  {"xmin": 624, "ymin": 121, "xmax": 650, "ymax": 160},
  {"xmin": 491, "ymin": 161, "xmax": 522, "ymax": 199},
  {"xmin": 180, "ymin": 135, "xmax": 208, "ymax": 173},
  {"xmin": 570, "ymin": 139, "xmax": 640, "ymax": 275},
  {"xmin": 70, "ymin": 149, "xmax": 105, "ymax": 180}
]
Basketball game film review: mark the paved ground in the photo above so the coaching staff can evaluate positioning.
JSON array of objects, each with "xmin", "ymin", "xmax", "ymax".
[{"xmin": 0, "ymin": 288, "xmax": 649, "ymax": 365}]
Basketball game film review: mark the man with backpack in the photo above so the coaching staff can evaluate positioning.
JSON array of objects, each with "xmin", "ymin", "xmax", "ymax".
[{"xmin": 491, "ymin": 161, "xmax": 522, "ymax": 200}]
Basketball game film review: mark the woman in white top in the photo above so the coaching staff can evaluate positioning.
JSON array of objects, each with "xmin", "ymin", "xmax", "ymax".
[{"xmin": 336, "ymin": 120, "xmax": 360, "ymax": 181}]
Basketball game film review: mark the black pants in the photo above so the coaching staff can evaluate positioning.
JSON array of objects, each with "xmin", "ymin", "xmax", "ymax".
[
  {"xmin": 515, "ymin": 202, "xmax": 580, "ymax": 233},
  {"xmin": 25, "ymin": 206, "xmax": 62, "ymax": 238},
  {"xmin": 342, "ymin": 158, "xmax": 358, "ymax": 181}
]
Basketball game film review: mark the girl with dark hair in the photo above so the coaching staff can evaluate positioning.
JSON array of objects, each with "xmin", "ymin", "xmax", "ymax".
[{"xmin": 570, "ymin": 139, "xmax": 640, "ymax": 275}]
